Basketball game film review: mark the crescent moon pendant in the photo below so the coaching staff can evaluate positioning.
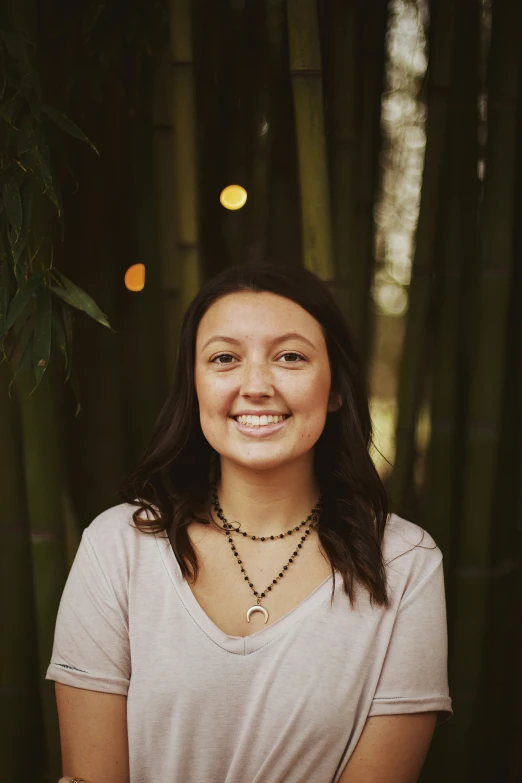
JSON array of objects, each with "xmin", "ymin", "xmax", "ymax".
[{"xmin": 246, "ymin": 605, "xmax": 269, "ymax": 624}]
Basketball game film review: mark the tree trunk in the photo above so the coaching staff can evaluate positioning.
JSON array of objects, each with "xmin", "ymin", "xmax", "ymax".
[{"xmin": 286, "ymin": 0, "xmax": 334, "ymax": 280}]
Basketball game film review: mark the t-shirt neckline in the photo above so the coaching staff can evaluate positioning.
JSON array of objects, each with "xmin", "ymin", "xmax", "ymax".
[{"xmin": 156, "ymin": 533, "xmax": 336, "ymax": 654}]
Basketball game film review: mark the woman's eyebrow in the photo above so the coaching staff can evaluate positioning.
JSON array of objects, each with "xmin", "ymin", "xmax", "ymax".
[{"xmin": 201, "ymin": 331, "xmax": 316, "ymax": 351}]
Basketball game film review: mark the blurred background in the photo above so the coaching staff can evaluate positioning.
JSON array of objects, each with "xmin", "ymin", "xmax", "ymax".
[{"xmin": 1, "ymin": 0, "xmax": 521, "ymax": 781}]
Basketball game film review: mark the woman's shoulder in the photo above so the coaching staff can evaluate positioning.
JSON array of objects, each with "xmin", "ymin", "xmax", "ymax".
[
  {"xmin": 381, "ymin": 512, "xmax": 444, "ymax": 594},
  {"xmin": 84, "ymin": 501, "xmax": 156, "ymax": 552}
]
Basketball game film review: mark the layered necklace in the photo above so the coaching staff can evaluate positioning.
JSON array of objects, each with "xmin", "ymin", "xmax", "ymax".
[{"xmin": 210, "ymin": 484, "xmax": 322, "ymax": 624}]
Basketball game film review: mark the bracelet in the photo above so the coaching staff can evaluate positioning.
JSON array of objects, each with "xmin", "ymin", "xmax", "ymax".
[{"xmin": 69, "ymin": 778, "xmax": 86, "ymax": 783}]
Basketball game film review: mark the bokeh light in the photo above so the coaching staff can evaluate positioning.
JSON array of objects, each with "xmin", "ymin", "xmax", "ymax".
[
  {"xmin": 124, "ymin": 263, "xmax": 145, "ymax": 292},
  {"xmin": 220, "ymin": 184, "xmax": 247, "ymax": 210}
]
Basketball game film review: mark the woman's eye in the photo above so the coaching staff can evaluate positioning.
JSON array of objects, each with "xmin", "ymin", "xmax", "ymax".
[
  {"xmin": 211, "ymin": 354, "xmax": 237, "ymax": 364},
  {"xmin": 210, "ymin": 352, "xmax": 304, "ymax": 364}
]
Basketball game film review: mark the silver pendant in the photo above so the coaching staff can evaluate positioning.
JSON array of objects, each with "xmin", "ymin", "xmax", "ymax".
[{"xmin": 246, "ymin": 604, "xmax": 269, "ymax": 624}]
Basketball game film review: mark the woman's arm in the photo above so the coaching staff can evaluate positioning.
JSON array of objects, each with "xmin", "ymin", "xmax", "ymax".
[
  {"xmin": 338, "ymin": 712, "xmax": 438, "ymax": 783},
  {"xmin": 55, "ymin": 682, "xmax": 130, "ymax": 783}
]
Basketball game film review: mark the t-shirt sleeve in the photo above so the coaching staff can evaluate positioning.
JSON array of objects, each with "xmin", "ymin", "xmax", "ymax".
[
  {"xmin": 45, "ymin": 528, "xmax": 130, "ymax": 695},
  {"xmin": 368, "ymin": 553, "xmax": 453, "ymax": 726}
]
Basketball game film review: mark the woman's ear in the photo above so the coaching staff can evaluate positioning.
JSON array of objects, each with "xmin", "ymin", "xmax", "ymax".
[{"xmin": 328, "ymin": 392, "xmax": 342, "ymax": 413}]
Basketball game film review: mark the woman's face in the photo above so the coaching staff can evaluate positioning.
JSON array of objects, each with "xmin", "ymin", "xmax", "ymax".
[{"xmin": 194, "ymin": 291, "xmax": 339, "ymax": 473}]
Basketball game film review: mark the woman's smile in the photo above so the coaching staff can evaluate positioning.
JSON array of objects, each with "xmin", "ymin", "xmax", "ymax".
[{"xmin": 229, "ymin": 413, "xmax": 292, "ymax": 437}]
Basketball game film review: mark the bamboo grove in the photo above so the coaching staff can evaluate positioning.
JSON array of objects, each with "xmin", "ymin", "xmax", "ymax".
[{"xmin": 0, "ymin": 1, "xmax": 521, "ymax": 781}]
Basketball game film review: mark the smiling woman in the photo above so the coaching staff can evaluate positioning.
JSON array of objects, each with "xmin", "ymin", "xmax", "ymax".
[{"xmin": 45, "ymin": 262, "xmax": 452, "ymax": 783}]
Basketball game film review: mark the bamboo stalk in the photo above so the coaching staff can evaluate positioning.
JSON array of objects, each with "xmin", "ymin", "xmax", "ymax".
[
  {"xmin": 16, "ymin": 361, "xmax": 68, "ymax": 783},
  {"xmin": 422, "ymin": 0, "xmax": 479, "ymax": 573},
  {"xmin": 124, "ymin": 51, "xmax": 167, "ymax": 452},
  {"xmin": 449, "ymin": 0, "xmax": 522, "ymax": 776},
  {"xmin": 153, "ymin": 31, "xmax": 180, "ymax": 367},
  {"xmin": 509, "ymin": 50, "xmax": 522, "ymax": 783},
  {"xmin": 244, "ymin": 0, "xmax": 285, "ymax": 263},
  {"xmin": 168, "ymin": 0, "xmax": 201, "ymax": 312},
  {"xmin": 388, "ymin": 0, "xmax": 457, "ymax": 515},
  {"xmin": 326, "ymin": 0, "xmax": 359, "ymax": 336},
  {"xmin": 286, "ymin": 0, "xmax": 334, "ymax": 280},
  {"xmin": 0, "ymin": 362, "xmax": 44, "ymax": 780},
  {"xmin": 266, "ymin": 66, "xmax": 303, "ymax": 268},
  {"xmin": 354, "ymin": 0, "xmax": 388, "ymax": 365},
  {"xmin": 419, "ymin": 4, "xmax": 481, "ymax": 779},
  {"xmin": 220, "ymin": 2, "xmax": 249, "ymax": 268}
]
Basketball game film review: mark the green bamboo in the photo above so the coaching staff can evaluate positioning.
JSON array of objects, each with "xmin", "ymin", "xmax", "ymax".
[
  {"xmin": 169, "ymin": 0, "xmax": 201, "ymax": 312},
  {"xmin": 388, "ymin": 0, "xmax": 457, "ymax": 515},
  {"xmin": 16, "ymin": 361, "xmax": 68, "ymax": 783},
  {"xmin": 244, "ymin": 0, "xmax": 285, "ymax": 263},
  {"xmin": 220, "ymin": 2, "xmax": 249, "ymax": 269},
  {"xmin": 353, "ymin": 0, "xmax": 388, "ymax": 365},
  {"xmin": 420, "ymin": 6, "xmax": 481, "ymax": 775},
  {"xmin": 153, "ymin": 32, "xmax": 181, "ymax": 368},
  {"xmin": 509, "ymin": 71, "xmax": 522, "ymax": 783},
  {"xmin": 449, "ymin": 0, "xmax": 522, "ymax": 777},
  {"xmin": 286, "ymin": 0, "xmax": 334, "ymax": 281},
  {"xmin": 422, "ymin": 0, "xmax": 479, "ymax": 573},
  {"xmin": 124, "ymin": 52, "xmax": 168, "ymax": 453},
  {"xmin": 0, "ymin": 362, "xmax": 45, "ymax": 780},
  {"xmin": 326, "ymin": 0, "xmax": 359, "ymax": 338},
  {"xmin": 267, "ymin": 72, "xmax": 303, "ymax": 269}
]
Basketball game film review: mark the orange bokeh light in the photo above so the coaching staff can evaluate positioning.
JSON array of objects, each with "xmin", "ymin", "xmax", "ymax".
[{"xmin": 124, "ymin": 264, "xmax": 145, "ymax": 292}]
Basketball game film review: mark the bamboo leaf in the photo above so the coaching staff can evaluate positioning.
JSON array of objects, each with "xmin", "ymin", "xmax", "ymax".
[
  {"xmin": 55, "ymin": 302, "xmax": 81, "ymax": 414},
  {"xmin": 5, "ymin": 271, "xmax": 48, "ymax": 334},
  {"xmin": 6, "ymin": 318, "xmax": 34, "ymax": 397},
  {"xmin": 68, "ymin": 357, "xmax": 82, "ymax": 418},
  {"xmin": 0, "ymin": 261, "xmax": 10, "ymax": 342},
  {"xmin": 33, "ymin": 289, "xmax": 52, "ymax": 385},
  {"xmin": 8, "ymin": 226, "xmax": 27, "ymax": 268},
  {"xmin": 61, "ymin": 302, "xmax": 74, "ymax": 381},
  {"xmin": 8, "ymin": 179, "xmax": 31, "ymax": 269},
  {"xmin": 22, "ymin": 149, "xmax": 60, "ymax": 214},
  {"xmin": 16, "ymin": 109, "xmax": 37, "ymax": 156},
  {"xmin": 51, "ymin": 306, "xmax": 68, "ymax": 372},
  {"xmin": 41, "ymin": 104, "xmax": 99, "ymax": 156},
  {"xmin": 8, "ymin": 337, "xmax": 35, "ymax": 397},
  {"xmin": 50, "ymin": 273, "xmax": 113, "ymax": 330},
  {"xmin": 2, "ymin": 180, "xmax": 22, "ymax": 239},
  {"xmin": 0, "ymin": 94, "xmax": 24, "ymax": 126}
]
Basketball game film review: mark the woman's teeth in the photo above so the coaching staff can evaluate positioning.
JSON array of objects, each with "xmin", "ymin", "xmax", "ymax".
[{"xmin": 235, "ymin": 414, "xmax": 287, "ymax": 426}]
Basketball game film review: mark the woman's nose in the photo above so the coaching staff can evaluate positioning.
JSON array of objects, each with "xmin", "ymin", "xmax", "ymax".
[{"xmin": 239, "ymin": 362, "xmax": 274, "ymax": 397}]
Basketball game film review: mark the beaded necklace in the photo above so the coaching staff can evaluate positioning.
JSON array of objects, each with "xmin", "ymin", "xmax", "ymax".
[{"xmin": 210, "ymin": 484, "xmax": 322, "ymax": 624}]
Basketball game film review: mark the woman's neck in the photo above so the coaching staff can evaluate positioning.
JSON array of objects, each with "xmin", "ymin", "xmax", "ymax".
[{"xmin": 213, "ymin": 460, "xmax": 321, "ymax": 537}]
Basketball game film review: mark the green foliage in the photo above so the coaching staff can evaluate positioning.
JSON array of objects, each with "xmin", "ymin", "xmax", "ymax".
[{"xmin": 0, "ymin": 12, "xmax": 111, "ymax": 412}]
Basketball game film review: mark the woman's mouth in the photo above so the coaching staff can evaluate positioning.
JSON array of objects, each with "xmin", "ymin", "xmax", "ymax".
[{"xmin": 229, "ymin": 413, "xmax": 291, "ymax": 436}]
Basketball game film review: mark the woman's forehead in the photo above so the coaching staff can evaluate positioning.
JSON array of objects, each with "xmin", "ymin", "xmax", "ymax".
[{"xmin": 197, "ymin": 291, "xmax": 321, "ymax": 337}]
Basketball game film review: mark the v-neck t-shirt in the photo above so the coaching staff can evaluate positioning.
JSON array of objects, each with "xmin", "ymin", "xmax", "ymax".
[{"xmin": 46, "ymin": 503, "xmax": 453, "ymax": 783}]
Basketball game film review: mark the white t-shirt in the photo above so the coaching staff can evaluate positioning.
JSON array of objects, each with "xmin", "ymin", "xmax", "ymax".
[{"xmin": 46, "ymin": 503, "xmax": 452, "ymax": 783}]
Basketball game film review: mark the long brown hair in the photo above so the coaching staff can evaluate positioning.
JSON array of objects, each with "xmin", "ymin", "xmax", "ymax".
[{"xmin": 119, "ymin": 262, "xmax": 390, "ymax": 609}]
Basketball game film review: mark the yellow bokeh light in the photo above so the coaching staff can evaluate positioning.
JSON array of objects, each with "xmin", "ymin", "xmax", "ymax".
[
  {"xmin": 220, "ymin": 184, "xmax": 247, "ymax": 211},
  {"xmin": 124, "ymin": 263, "xmax": 145, "ymax": 292}
]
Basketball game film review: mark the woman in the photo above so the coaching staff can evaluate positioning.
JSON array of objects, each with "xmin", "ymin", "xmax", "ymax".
[{"xmin": 48, "ymin": 262, "xmax": 452, "ymax": 783}]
